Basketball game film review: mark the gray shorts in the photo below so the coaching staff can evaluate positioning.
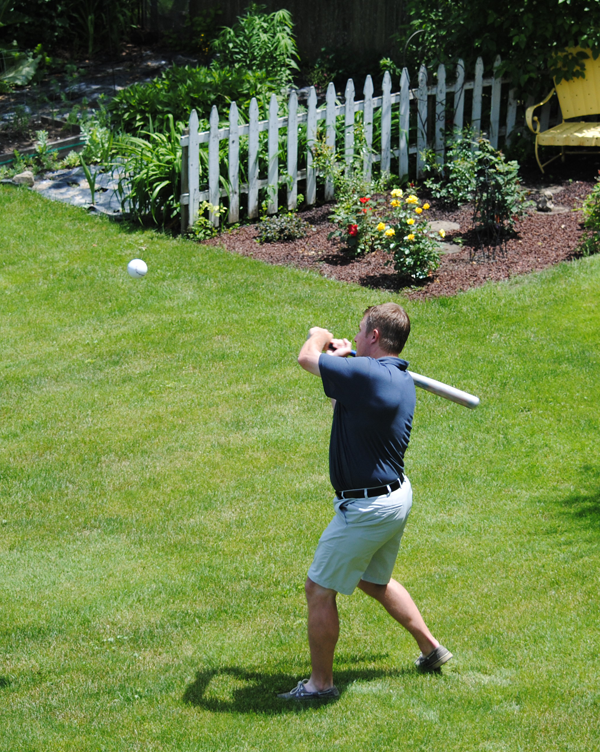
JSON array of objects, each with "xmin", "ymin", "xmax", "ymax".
[{"xmin": 307, "ymin": 478, "xmax": 412, "ymax": 595}]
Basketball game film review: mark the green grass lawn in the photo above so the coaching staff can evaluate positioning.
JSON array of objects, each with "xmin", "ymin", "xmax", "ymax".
[{"xmin": 1, "ymin": 185, "xmax": 599, "ymax": 751}]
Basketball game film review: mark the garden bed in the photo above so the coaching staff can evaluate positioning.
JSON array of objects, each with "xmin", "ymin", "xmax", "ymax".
[{"xmin": 207, "ymin": 178, "xmax": 593, "ymax": 300}]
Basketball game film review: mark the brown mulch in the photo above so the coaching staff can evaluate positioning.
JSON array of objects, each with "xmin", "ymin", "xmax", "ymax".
[{"xmin": 207, "ymin": 179, "xmax": 593, "ymax": 300}]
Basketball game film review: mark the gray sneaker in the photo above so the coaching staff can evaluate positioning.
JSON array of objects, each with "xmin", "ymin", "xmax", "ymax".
[
  {"xmin": 415, "ymin": 645, "xmax": 453, "ymax": 672},
  {"xmin": 277, "ymin": 679, "xmax": 340, "ymax": 701}
]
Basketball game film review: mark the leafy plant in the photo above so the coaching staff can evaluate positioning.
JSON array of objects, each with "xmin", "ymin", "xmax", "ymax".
[
  {"xmin": 422, "ymin": 130, "xmax": 480, "ymax": 207},
  {"xmin": 78, "ymin": 154, "xmax": 97, "ymax": 205},
  {"xmin": 471, "ymin": 139, "xmax": 528, "ymax": 238},
  {"xmin": 116, "ymin": 114, "xmax": 184, "ymax": 229},
  {"xmin": 257, "ymin": 212, "xmax": 309, "ymax": 243},
  {"xmin": 186, "ymin": 201, "xmax": 228, "ymax": 241},
  {"xmin": 211, "ymin": 3, "xmax": 299, "ymax": 87},
  {"xmin": 576, "ymin": 173, "xmax": 600, "ymax": 257}
]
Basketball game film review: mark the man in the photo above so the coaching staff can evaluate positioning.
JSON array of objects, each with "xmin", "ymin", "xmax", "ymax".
[{"xmin": 279, "ymin": 302, "xmax": 452, "ymax": 701}]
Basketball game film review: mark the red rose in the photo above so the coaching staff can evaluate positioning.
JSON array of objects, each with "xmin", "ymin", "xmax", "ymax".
[
  {"xmin": 359, "ymin": 197, "xmax": 370, "ymax": 204},
  {"xmin": 348, "ymin": 224, "xmax": 358, "ymax": 236}
]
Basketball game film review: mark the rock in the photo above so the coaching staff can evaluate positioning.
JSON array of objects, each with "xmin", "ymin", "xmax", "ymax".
[
  {"xmin": 429, "ymin": 220, "xmax": 460, "ymax": 235},
  {"xmin": 535, "ymin": 193, "xmax": 554, "ymax": 212},
  {"xmin": 13, "ymin": 170, "xmax": 34, "ymax": 187}
]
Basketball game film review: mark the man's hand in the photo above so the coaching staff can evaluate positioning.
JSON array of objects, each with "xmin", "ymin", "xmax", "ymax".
[
  {"xmin": 326, "ymin": 338, "xmax": 353, "ymax": 358},
  {"xmin": 298, "ymin": 327, "xmax": 334, "ymax": 376}
]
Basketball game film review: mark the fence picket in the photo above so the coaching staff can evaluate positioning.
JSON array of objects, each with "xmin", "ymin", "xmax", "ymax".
[
  {"xmin": 344, "ymin": 78, "xmax": 355, "ymax": 174},
  {"xmin": 416, "ymin": 65, "xmax": 428, "ymax": 178},
  {"xmin": 188, "ymin": 109, "xmax": 200, "ymax": 226},
  {"xmin": 505, "ymin": 88, "xmax": 518, "ymax": 146},
  {"xmin": 399, "ymin": 68, "xmax": 410, "ymax": 180},
  {"xmin": 472, "ymin": 57, "xmax": 484, "ymax": 138},
  {"xmin": 268, "ymin": 94, "xmax": 279, "ymax": 214},
  {"xmin": 454, "ymin": 60, "xmax": 465, "ymax": 132},
  {"xmin": 325, "ymin": 82, "xmax": 336, "ymax": 200},
  {"xmin": 381, "ymin": 71, "xmax": 392, "ymax": 175},
  {"xmin": 363, "ymin": 75, "xmax": 374, "ymax": 181},
  {"xmin": 435, "ymin": 63, "xmax": 446, "ymax": 164},
  {"xmin": 287, "ymin": 90, "xmax": 298, "ymax": 210},
  {"xmin": 306, "ymin": 86, "xmax": 318, "ymax": 205},
  {"xmin": 228, "ymin": 102, "xmax": 239, "ymax": 223},
  {"xmin": 208, "ymin": 106, "xmax": 220, "ymax": 227},
  {"xmin": 489, "ymin": 56, "xmax": 502, "ymax": 147},
  {"xmin": 248, "ymin": 97, "xmax": 259, "ymax": 219}
]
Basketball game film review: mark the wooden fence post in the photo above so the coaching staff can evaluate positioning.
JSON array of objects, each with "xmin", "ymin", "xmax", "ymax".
[
  {"xmin": 344, "ymin": 78, "xmax": 355, "ymax": 174},
  {"xmin": 268, "ymin": 94, "xmax": 279, "ymax": 215},
  {"xmin": 248, "ymin": 97, "xmax": 259, "ymax": 219},
  {"xmin": 416, "ymin": 65, "xmax": 428, "ymax": 179},
  {"xmin": 472, "ymin": 57, "xmax": 484, "ymax": 138},
  {"xmin": 325, "ymin": 82, "xmax": 336, "ymax": 201},
  {"xmin": 188, "ymin": 109, "xmax": 200, "ymax": 228},
  {"xmin": 180, "ymin": 127, "xmax": 189, "ymax": 234},
  {"xmin": 208, "ymin": 106, "xmax": 220, "ymax": 227},
  {"xmin": 399, "ymin": 68, "xmax": 410, "ymax": 180},
  {"xmin": 490, "ymin": 56, "xmax": 502, "ymax": 147},
  {"xmin": 306, "ymin": 86, "xmax": 318, "ymax": 206},
  {"xmin": 505, "ymin": 88, "xmax": 518, "ymax": 146},
  {"xmin": 381, "ymin": 71, "xmax": 392, "ymax": 175},
  {"xmin": 228, "ymin": 101, "xmax": 239, "ymax": 223},
  {"xmin": 454, "ymin": 59, "xmax": 465, "ymax": 133},
  {"xmin": 435, "ymin": 63, "xmax": 446, "ymax": 164},
  {"xmin": 287, "ymin": 90, "xmax": 298, "ymax": 210},
  {"xmin": 363, "ymin": 75, "xmax": 374, "ymax": 182}
]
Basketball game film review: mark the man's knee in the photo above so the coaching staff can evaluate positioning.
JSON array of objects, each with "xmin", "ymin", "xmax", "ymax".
[
  {"xmin": 358, "ymin": 579, "xmax": 387, "ymax": 599},
  {"xmin": 305, "ymin": 577, "xmax": 337, "ymax": 605}
]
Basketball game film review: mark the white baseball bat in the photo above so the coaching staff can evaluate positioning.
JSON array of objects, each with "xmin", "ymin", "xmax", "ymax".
[{"xmin": 347, "ymin": 349, "xmax": 480, "ymax": 409}]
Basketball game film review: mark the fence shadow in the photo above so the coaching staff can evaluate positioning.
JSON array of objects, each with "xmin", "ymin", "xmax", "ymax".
[{"xmin": 182, "ymin": 660, "xmax": 420, "ymax": 714}]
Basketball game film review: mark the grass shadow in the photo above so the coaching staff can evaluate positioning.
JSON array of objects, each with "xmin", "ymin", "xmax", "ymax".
[
  {"xmin": 556, "ymin": 465, "xmax": 600, "ymax": 528},
  {"xmin": 0, "ymin": 677, "xmax": 10, "ymax": 688},
  {"xmin": 182, "ymin": 661, "xmax": 424, "ymax": 714}
]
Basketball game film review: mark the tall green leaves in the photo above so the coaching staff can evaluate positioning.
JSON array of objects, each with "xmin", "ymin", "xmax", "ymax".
[
  {"xmin": 117, "ymin": 115, "xmax": 185, "ymax": 229},
  {"xmin": 211, "ymin": 3, "xmax": 299, "ymax": 87}
]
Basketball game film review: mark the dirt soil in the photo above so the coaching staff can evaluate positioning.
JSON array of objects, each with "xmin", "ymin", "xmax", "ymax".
[{"xmin": 208, "ymin": 161, "xmax": 598, "ymax": 300}]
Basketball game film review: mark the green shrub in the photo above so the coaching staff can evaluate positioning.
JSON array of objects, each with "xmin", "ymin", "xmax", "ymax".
[
  {"xmin": 576, "ymin": 175, "xmax": 600, "ymax": 257},
  {"xmin": 257, "ymin": 213, "xmax": 309, "ymax": 243},
  {"xmin": 471, "ymin": 139, "xmax": 528, "ymax": 237}
]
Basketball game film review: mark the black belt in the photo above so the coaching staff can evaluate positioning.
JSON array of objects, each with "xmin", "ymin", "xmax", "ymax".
[{"xmin": 335, "ymin": 477, "xmax": 402, "ymax": 500}]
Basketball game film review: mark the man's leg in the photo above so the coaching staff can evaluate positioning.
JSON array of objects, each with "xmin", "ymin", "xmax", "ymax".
[
  {"xmin": 358, "ymin": 577, "xmax": 438, "ymax": 656},
  {"xmin": 303, "ymin": 577, "xmax": 339, "ymax": 692}
]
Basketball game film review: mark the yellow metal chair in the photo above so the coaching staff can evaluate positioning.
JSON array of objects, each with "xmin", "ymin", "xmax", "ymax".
[{"xmin": 526, "ymin": 49, "xmax": 600, "ymax": 172}]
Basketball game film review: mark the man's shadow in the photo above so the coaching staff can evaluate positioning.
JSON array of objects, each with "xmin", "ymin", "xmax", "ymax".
[{"xmin": 182, "ymin": 656, "xmax": 424, "ymax": 714}]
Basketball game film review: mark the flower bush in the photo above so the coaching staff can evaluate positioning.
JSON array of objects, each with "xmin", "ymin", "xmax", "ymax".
[
  {"xmin": 374, "ymin": 189, "xmax": 441, "ymax": 281},
  {"xmin": 576, "ymin": 171, "xmax": 600, "ymax": 257}
]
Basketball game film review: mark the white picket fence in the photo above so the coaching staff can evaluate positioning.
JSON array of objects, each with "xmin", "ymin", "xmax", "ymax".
[{"xmin": 180, "ymin": 56, "xmax": 522, "ymax": 232}]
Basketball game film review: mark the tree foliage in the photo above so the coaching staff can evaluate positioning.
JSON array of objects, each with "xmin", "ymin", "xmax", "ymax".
[{"xmin": 397, "ymin": 0, "xmax": 600, "ymax": 95}]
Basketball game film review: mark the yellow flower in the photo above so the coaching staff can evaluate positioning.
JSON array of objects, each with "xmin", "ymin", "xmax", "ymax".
[
  {"xmin": 391, "ymin": 188, "xmax": 403, "ymax": 197},
  {"xmin": 384, "ymin": 228, "xmax": 395, "ymax": 237},
  {"xmin": 406, "ymin": 194, "xmax": 419, "ymax": 204},
  {"xmin": 415, "ymin": 207, "xmax": 423, "ymax": 214},
  {"xmin": 423, "ymin": 203, "xmax": 430, "ymax": 210},
  {"xmin": 407, "ymin": 233, "xmax": 415, "ymax": 241},
  {"xmin": 376, "ymin": 222, "xmax": 386, "ymax": 231},
  {"xmin": 439, "ymin": 229, "xmax": 446, "ymax": 238},
  {"xmin": 407, "ymin": 218, "xmax": 415, "ymax": 225},
  {"xmin": 391, "ymin": 199, "xmax": 401, "ymax": 208}
]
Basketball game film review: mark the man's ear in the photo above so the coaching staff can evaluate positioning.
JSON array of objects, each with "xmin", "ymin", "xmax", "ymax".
[{"xmin": 370, "ymin": 327, "xmax": 380, "ymax": 343}]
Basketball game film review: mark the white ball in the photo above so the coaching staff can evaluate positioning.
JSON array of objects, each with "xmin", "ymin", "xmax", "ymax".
[{"xmin": 127, "ymin": 259, "xmax": 148, "ymax": 278}]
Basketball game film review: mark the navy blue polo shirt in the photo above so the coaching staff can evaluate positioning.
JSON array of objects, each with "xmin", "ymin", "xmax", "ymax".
[{"xmin": 318, "ymin": 354, "xmax": 416, "ymax": 492}]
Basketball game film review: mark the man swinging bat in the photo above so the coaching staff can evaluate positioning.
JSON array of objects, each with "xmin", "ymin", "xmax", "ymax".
[{"xmin": 278, "ymin": 302, "xmax": 452, "ymax": 701}]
